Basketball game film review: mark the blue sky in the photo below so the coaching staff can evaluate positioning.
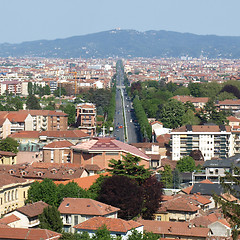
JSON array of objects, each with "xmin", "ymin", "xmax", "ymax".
[{"xmin": 0, "ymin": 0, "xmax": 239, "ymax": 43}]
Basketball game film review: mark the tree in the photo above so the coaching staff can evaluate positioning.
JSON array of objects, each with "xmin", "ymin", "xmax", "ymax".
[
  {"xmin": 176, "ymin": 156, "xmax": 196, "ymax": 172},
  {"xmin": 182, "ymin": 109, "xmax": 200, "ymax": 125},
  {"xmin": 0, "ymin": 137, "xmax": 19, "ymax": 153},
  {"xmin": 44, "ymin": 85, "xmax": 51, "ymax": 95},
  {"xmin": 172, "ymin": 168, "xmax": 181, "ymax": 189},
  {"xmin": 26, "ymin": 94, "xmax": 41, "ymax": 109},
  {"xmin": 27, "ymin": 178, "xmax": 59, "ymax": 206},
  {"xmin": 39, "ymin": 206, "xmax": 63, "ymax": 233},
  {"xmin": 98, "ymin": 175, "xmax": 143, "ymax": 220},
  {"xmin": 108, "ymin": 153, "xmax": 151, "ymax": 185},
  {"xmin": 58, "ymin": 182, "xmax": 89, "ymax": 202},
  {"xmin": 188, "ymin": 82, "xmax": 202, "ymax": 97},
  {"xmin": 62, "ymin": 104, "xmax": 76, "ymax": 125},
  {"xmin": 158, "ymin": 99, "xmax": 185, "ymax": 128},
  {"xmin": 92, "ymin": 225, "xmax": 114, "ymax": 240},
  {"xmin": 54, "ymin": 87, "xmax": 67, "ymax": 97},
  {"xmin": 213, "ymin": 166, "xmax": 240, "ymax": 240},
  {"xmin": 87, "ymin": 175, "xmax": 109, "ymax": 200},
  {"xmin": 159, "ymin": 165, "xmax": 173, "ymax": 188},
  {"xmin": 28, "ymin": 82, "xmax": 33, "ymax": 95},
  {"xmin": 190, "ymin": 149, "xmax": 204, "ymax": 161},
  {"xmin": 44, "ymin": 101, "xmax": 56, "ymax": 110},
  {"xmin": 128, "ymin": 230, "xmax": 159, "ymax": 240},
  {"xmin": 141, "ymin": 176, "xmax": 163, "ymax": 220},
  {"xmin": 27, "ymin": 179, "xmax": 90, "ymax": 207}
]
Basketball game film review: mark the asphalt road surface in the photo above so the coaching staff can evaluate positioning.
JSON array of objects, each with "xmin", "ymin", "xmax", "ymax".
[{"xmin": 113, "ymin": 61, "xmax": 141, "ymax": 143}]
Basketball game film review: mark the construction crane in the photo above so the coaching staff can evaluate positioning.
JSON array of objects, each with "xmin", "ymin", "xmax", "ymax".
[{"xmin": 69, "ymin": 71, "xmax": 78, "ymax": 95}]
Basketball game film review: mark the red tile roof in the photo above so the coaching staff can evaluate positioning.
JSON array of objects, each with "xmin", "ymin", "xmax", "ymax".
[
  {"xmin": 55, "ymin": 172, "xmax": 109, "ymax": 189},
  {"xmin": 58, "ymin": 198, "xmax": 119, "ymax": 215},
  {"xmin": 172, "ymin": 125, "xmax": 231, "ymax": 133},
  {"xmin": 0, "ymin": 214, "xmax": 20, "ymax": 225},
  {"xmin": 74, "ymin": 216, "xmax": 142, "ymax": 233},
  {"xmin": 16, "ymin": 201, "xmax": 49, "ymax": 218},
  {"xmin": 138, "ymin": 220, "xmax": 210, "ymax": 238},
  {"xmin": 0, "ymin": 228, "xmax": 61, "ymax": 239},
  {"xmin": 9, "ymin": 130, "xmax": 89, "ymax": 139},
  {"xmin": 72, "ymin": 138, "xmax": 150, "ymax": 161},
  {"xmin": 43, "ymin": 140, "xmax": 74, "ymax": 149}
]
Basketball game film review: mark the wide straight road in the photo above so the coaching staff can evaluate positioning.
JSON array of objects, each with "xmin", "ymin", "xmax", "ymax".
[{"xmin": 113, "ymin": 60, "xmax": 141, "ymax": 143}]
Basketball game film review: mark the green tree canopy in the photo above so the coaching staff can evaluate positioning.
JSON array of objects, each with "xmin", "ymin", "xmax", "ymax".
[
  {"xmin": 159, "ymin": 165, "xmax": 173, "ymax": 188},
  {"xmin": 108, "ymin": 153, "xmax": 151, "ymax": 185},
  {"xmin": 176, "ymin": 156, "xmax": 196, "ymax": 172},
  {"xmin": 27, "ymin": 179, "xmax": 90, "ymax": 207},
  {"xmin": 62, "ymin": 103, "xmax": 76, "ymax": 125},
  {"xmin": 0, "ymin": 137, "xmax": 19, "ymax": 153},
  {"xmin": 39, "ymin": 206, "xmax": 63, "ymax": 233},
  {"xmin": 26, "ymin": 94, "xmax": 41, "ymax": 110},
  {"xmin": 27, "ymin": 178, "xmax": 60, "ymax": 206},
  {"xmin": 158, "ymin": 99, "xmax": 185, "ymax": 129}
]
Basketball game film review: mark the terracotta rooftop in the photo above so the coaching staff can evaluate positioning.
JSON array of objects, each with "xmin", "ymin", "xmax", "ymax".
[
  {"xmin": 0, "ymin": 214, "xmax": 20, "ymax": 225},
  {"xmin": 43, "ymin": 140, "xmax": 74, "ymax": 149},
  {"xmin": 74, "ymin": 216, "xmax": 142, "ymax": 233},
  {"xmin": 157, "ymin": 196, "xmax": 200, "ymax": 213},
  {"xmin": 172, "ymin": 95, "xmax": 209, "ymax": 103},
  {"xmin": 172, "ymin": 125, "xmax": 231, "ymax": 133},
  {"xmin": 0, "ymin": 227, "xmax": 61, "ymax": 239},
  {"xmin": 58, "ymin": 198, "xmax": 119, "ymax": 215},
  {"xmin": 16, "ymin": 201, "xmax": 48, "ymax": 218},
  {"xmin": 138, "ymin": 220, "xmax": 210, "ymax": 238},
  {"xmin": 55, "ymin": 172, "xmax": 109, "ymax": 189},
  {"xmin": 72, "ymin": 138, "xmax": 150, "ymax": 161},
  {"xmin": 9, "ymin": 129, "xmax": 89, "ymax": 139},
  {"xmin": 227, "ymin": 116, "xmax": 240, "ymax": 122},
  {"xmin": 0, "ymin": 172, "xmax": 28, "ymax": 187}
]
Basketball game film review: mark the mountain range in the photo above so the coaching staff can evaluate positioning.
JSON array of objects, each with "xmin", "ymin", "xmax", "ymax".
[{"xmin": 1, "ymin": 29, "xmax": 240, "ymax": 59}]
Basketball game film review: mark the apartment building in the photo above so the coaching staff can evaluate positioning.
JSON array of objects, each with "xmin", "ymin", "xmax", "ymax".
[
  {"xmin": 216, "ymin": 99, "xmax": 240, "ymax": 113},
  {"xmin": 18, "ymin": 110, "xmax": 68, "ymax": 131},
  {"xmin": 171, "ymin": 125, "xmax": 234, "ymax": 161},
  {"xmin": 76, "ymin": 103, "xmax": 96, "ymax": 136}
]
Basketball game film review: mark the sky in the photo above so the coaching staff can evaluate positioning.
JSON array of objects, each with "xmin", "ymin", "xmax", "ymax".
[{"xmin": 0, "ymin": 0, "xmax": 239, "ymax": 44}]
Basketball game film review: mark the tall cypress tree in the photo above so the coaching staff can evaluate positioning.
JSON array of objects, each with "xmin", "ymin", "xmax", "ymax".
[{"xmin": 39, "ymin": 206, "xmax": 63, "ymax": 233}]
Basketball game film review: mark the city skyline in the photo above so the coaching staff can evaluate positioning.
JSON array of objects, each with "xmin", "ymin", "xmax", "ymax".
[{"xmin": 1, "ymin": 0, "xmax": 240, "ymax": 44}]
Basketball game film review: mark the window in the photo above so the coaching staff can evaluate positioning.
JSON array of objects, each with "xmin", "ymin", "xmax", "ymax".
[
  {"xmin": 74, "ymin": 216, "xmax": 78, "ymax": 225},
  {"xmin": 157, "ymin": 216, "xmax": 161, "ymax": 221}
]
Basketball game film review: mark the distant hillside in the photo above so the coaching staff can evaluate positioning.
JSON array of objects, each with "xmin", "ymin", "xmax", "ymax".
[{"xmin": 1, "ymin": 29, "xmax": 240, "ymax": 58}]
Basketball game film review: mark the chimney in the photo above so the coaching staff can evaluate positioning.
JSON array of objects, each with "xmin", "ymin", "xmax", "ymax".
[{"xmin": 188, "ymin": 223, "xmax": 192, "ymax": 229}]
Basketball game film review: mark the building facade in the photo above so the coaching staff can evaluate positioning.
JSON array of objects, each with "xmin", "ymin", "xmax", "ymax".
[
  {"xmin": 76, "ymin": 103, "xmax": 96, "ymax": 136},
  {"xmin": 171, "ymin": 125, "xmax": 234, "ymax": 161}
]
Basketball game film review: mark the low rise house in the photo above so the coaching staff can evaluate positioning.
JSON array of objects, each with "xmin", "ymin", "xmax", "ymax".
[
  {"xmin": 74, "ymin": 216, "xmax": 143, "ymax": 240},
  {"xmin": 43, "ymin": 140, "xmax": 74, "ymax": 163},
  {"xmin": 58, "ymin": 198, "xmax": 119, "ymax": 233},
  {"xmin": 154, "ymin": 195, "xmax": 200, "ymax": 222},
  {"xmin": 4, "ymin": 201, "xmax": 48, "ymax": 228},
  {"xmin": 138, "ymin": 219, "xmax": 210, "ymax": 240},
  {"xmin": 191, "ymin": 212, "xmax": 231, "ymax": 238},
  {"xmin": 72, "ymin": 137, "xmax": 150, "ymax": 169}
]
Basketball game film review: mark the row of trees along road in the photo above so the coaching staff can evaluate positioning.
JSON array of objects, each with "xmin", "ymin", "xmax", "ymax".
[{"xmin": 129, "ymin": 80, "xmax": 240, "ymax": 129}]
